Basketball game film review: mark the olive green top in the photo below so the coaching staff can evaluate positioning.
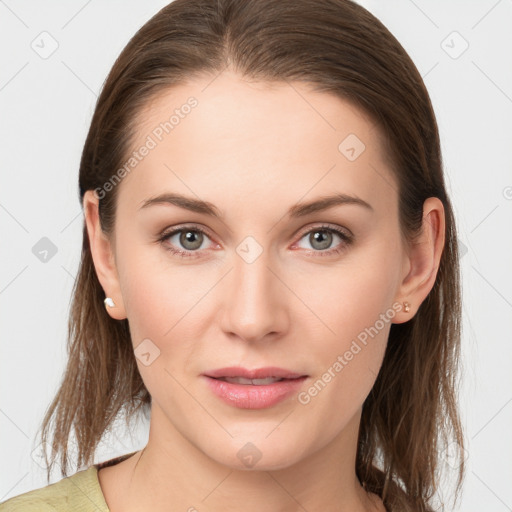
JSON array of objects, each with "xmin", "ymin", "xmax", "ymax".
[{"xmin": 0, "ymin": 452, "xmax": 137, "ymax": 511}]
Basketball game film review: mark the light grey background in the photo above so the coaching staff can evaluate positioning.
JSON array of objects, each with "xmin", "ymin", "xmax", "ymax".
[{"xmin": 1, "ymin": 1, "xmax": 511, "ymax": 510}]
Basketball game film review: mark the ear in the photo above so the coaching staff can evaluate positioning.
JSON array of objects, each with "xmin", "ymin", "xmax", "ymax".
[
  {"xmin": 83, "ymin": 190, "xmax": 127, "ymax": 320},
  {"xmin": 393, "ymin": 197, "xmax": 445, "ymax": 324}
]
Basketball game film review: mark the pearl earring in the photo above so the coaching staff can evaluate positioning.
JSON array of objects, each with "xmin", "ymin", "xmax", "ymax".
[{"xmin": 104, "ymin": 297, "xmax": 116, "ymax": 309}]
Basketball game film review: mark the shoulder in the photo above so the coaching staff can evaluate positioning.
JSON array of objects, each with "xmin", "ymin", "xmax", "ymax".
[{"xmin": 0, "ymin": 466, "xmax": 109, "ymax": 512}]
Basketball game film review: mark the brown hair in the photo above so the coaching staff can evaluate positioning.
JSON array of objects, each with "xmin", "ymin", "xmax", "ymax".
[{"xmin": 38, "ymin": 1, "xmax": 465, "ymax": 510}]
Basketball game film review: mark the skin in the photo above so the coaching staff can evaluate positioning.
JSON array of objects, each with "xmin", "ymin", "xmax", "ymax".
[{"xmin": 83, "ymin": 70, "xmax": 445, "ymax": 512}]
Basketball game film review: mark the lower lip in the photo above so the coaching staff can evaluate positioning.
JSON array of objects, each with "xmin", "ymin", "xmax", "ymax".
[{"xmin": 203, "ymin": 376, "xmax": 307, "ymax": 409}]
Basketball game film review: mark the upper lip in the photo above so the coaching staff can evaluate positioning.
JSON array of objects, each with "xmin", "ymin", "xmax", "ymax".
[{"xmin": 203, "ymin": 367, "xmax": 307, "ymax": 379}]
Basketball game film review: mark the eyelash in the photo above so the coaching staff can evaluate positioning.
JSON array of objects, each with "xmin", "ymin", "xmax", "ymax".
[{"xmin": 156, "ymin": 224, "xmax": 353, "ymax": 259}]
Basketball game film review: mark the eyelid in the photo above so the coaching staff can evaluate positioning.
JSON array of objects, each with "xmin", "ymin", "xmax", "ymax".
[{"xmin": 294, "ymin": 222, "xmax": 353, "ymax": 240}]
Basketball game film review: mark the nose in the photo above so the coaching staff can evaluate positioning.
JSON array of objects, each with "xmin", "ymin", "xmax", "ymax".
[{"xmin": 220, "ymin": 246, "xmax": 289, "ymax": 343}]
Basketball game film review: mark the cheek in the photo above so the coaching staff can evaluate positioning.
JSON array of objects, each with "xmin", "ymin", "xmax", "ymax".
[
  {"xmin": 117, "ymin": 239, "xmax": 202, "ymax": 336},
  {"xmin": 292, "ymin": 240, "xmax": 399, "ymax": 407},
  {"xmin": 293, "ymin": 244, "xmax": 400, "ymax": 349},
  {"xmin": 118, "ymin": 262, "xmax": 200, "ymax": 402},
  {"xmin": 116, "ymin": 244, "xmax": 216, "ymax": 378},
  {"xmin": 297, "ymin": 288, "xmax": 391, "ymax": 434}
]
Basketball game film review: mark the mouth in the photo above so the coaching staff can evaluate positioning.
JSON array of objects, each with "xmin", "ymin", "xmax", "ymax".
[
  {"xmin": 202, "ymin": 367, "xmax": 308, "ymax": 409},
  {"xmin": 214, "ymin": 376, "xmax": 295, "ymax": 385}
]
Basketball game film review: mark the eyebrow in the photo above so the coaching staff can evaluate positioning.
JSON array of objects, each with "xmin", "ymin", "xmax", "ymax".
[{"xmin": 138, "ymin": 192, "xmax": 374, "ymax": 218}]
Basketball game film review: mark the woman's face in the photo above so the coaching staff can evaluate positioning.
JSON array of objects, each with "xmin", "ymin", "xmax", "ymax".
[{"xmin": 89, "ymin": 71, "xmax": 413, "ymax": 470}]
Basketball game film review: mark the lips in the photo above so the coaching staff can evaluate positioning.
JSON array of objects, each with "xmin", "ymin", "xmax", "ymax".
[{"xmin": 202, "ymin": 367, "xmax": 308, "ymax": 409}]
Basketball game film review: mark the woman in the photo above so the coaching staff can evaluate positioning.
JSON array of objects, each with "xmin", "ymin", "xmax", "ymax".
[{"xmin": 0, "ymin": 0, "xmax": 465, "ymax": 511}]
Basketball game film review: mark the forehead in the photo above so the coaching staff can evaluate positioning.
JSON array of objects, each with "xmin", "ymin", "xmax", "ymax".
[{"xmin": 117, "ymin": 70, "xmax": 398, "ymax": 219}]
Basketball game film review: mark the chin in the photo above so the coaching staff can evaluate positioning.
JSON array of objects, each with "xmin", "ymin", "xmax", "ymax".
[{"xmin": 200, "ymin": 432, "xmax": 311, "ymax": 472}]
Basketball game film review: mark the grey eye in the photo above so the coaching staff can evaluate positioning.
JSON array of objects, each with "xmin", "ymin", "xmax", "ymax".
[
  {"xmin": 297, "ymin": 228, "xmax": 345, "ymax": 251},
  {"xmin": 177, "ymin": 230, "xmax": 205, "ymax": 251},
  {"xmin": 307, "ymin": 230, "xmax": 333, "ymax": 250}
]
